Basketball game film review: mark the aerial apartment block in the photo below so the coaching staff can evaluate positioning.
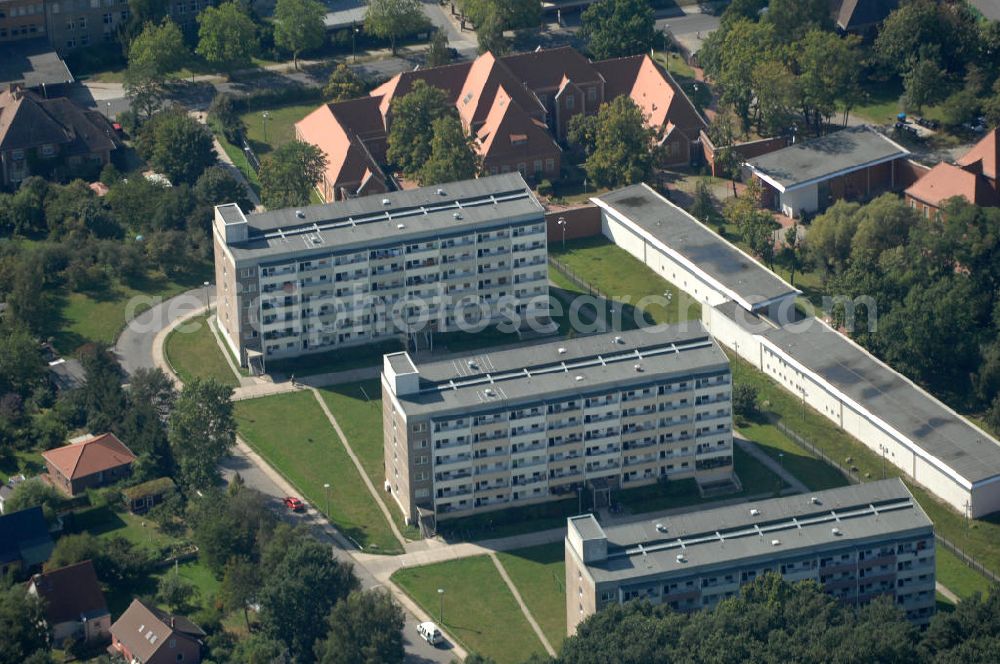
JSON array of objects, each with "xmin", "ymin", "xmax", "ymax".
[
  {"xmin": 381, "ymin": 322, "xmax": 735, "ymax": 532},
  {"xmin": 566, "ymin": 479, "xmax": 936, "ymax": 635},
  {"xmin": 213, "ymin": 174, "xmax": 549, "ymax": 372}
]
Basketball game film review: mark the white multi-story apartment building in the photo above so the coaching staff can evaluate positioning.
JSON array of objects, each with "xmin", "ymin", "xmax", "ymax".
[
  {"xmin": 381, "ymin": 322, "xmax": 735, "ymax": 532},
  {"xmin": 566, "ymin": 479, "xmax": 936, "ymax": 635},
  {"xmin": 213, "ymin": 174, "xmax": 549, "ymax": 371}
]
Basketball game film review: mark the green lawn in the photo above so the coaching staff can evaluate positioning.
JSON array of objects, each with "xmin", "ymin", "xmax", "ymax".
[
  {"xmin": 550, "ymin": 236, "xmax": 702, "ymax": 326},
  {"xmin": 392, "ymin": 555, "xmax": 548, "ymax": 664},
  {"xmin": 0, "ymin": 449, "xmax": 45, "ymax": 481},
  {"xmin": 164, "ymin": 314, "xmax": 239, "ymax": 387},
  {"xmin": 211, "ymin": 124, "xmax": 262, "ymax": 198},
  {"xmin": 496, "ymin": 543, "xmax": 567, "ymax": 651},
  {"xmin": 737, "ymin": 421, "xmax": 850, "ymax": 491},
  {"xmin": 234, "ymin": 391, "xmax": 402, "ymax": 553},
  {"xmin": 68, "ymin": 504, "xmax": 184, "ymax": 554},
  {"xmin": 937, "ymin": 546, "xmax": 992, "ymax": 600},
  {"xmin": 50, "ymin": 266, "xmax": 212, "ymax": 355},
  {"xmin": 240, "ymin": 103, "xmax": 318, "ymax": 157},
  {"xmin": 317, "ymin": 381, "xmax": 421, "ymax": 541}
]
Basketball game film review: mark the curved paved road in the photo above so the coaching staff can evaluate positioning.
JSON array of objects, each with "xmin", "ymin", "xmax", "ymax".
[{"xmin": 114, "ymin": 287, "xmax": 458, "ymax": 663}]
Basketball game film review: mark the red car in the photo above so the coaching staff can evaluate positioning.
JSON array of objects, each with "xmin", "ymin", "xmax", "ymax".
[{"xmin": 283, "ymin": 496, "xmax": 305, "ymax": 512}]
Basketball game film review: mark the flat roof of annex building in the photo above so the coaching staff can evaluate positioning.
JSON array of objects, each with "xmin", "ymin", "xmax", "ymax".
[
  {"xmin": 218, "ymin": 174, "xmax": 545, "ymax": 263},
  {"xmin": 386, "ymin": 321, "xmax": 730, "ymax": 418},
  {"xmin": 760, "ymin": 317, "xmax": 1000, "ymax": 487},
  {"xmin": 592, "ymin": 184, "xmax": 799, "ymax": 310},
  {"xmin": 569, "ymin": 479, "xmax": 932, "ymax": 584},
  {"xmin": 745, "ymin": 126, "xmax": 909, "ymax": 192}
]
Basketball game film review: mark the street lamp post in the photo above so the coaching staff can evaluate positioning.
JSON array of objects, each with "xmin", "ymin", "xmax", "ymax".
[
  {"xmin": 203, "ymin": 281, "xmax": 210, "ymax": 310},
  {"xmin": 577, "ymin": 486, "xmax": 583, "ymax": 514},
  {"xmin": 437, "ymin": 588, "xmax": 444, "ymax": 622},
  {"xmin": 324, "ymin": 482, "xmax": 331, "ymax": 516},
  {"xmin": 105, "ymin": 101, "xmax": 111, "ymax": 119},
  {"xmin": 262, "ymin": 111, "xmax": 270, "ymax": 143},
  {"xmin": 353, "ymin": 26, "xmax": 360, "ymax": 63},
  {"xmin": 558, "ymin": 217, "xmax": 566, "ymax": 250},
  {"xmin": 778, "ymin": 452, "xmax": 784, "ymax": 471}
]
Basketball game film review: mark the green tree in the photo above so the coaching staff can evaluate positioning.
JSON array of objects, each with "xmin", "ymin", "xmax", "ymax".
[
  {"xmin": 79, "ymin": 346, "xmax": 127, "ymax": 435},
  {"xmin": 750, "ymin": 58, "xmax": 796, "ymax": 137},
  {"xmin": 156, "ymin": 569, "xmax": 198, "ymax": 612},
  {"xmin": 938, "ymin": 88, "xmax": 981, "ymax": 129},
  {"xmin": 475, "ymin": 5, "xmax": 506, "ymax": 55},
  {"xmin": 128, "ymin": 18, "xmax": 187, "ymax": 78},
  {"xmin": 795, "ymin": 29, "xmax": 863, "ymax": 133},
  {"xmin": 460, "ymin": 0, "xmax": 539, "ymax": 30},
  {"xmin": 188, "ymin": 486, "xmax": 276, "ymax": 575},
  {"xmin": 580, "ymin": 0, "xmax": 655, "ymax": 60},
  {"xmin": 806, "ymin": 200, "xmax": 861, "ymax": 275},
  {"xmin": 195, "ymin": 165, "xmax": 252, "ymax": 212},
  {"xmin": 323, "ymin": 64, "xmax": 366, "ymax": 102},
  {"xmin": 0, "ymin": 582, "xmax": 50, "ymax": 664},
  {"xmin": 274, "ymin": 0, "xmax": 326, "ymax": 70},
  {"xmin": 259, "ymin": 140, "xmax": 328, "ymax": 209},
  {"xmin": 386, "ymin": 80, "xmax": 454, "ymax": 176},
  {"xmin": 208, "ymin": 92, "xmax": 246, "ymax": 144},
  {"xmin": 874, "ymin": 0, "xmax": 979, "ymax": 76},
  {"xmin": 230, "ymin": 634, "xmax": 290, "ymax": 664},
  {"xmin": 259, "ymin": 525, "xmax": 360, "ymax": 660},
  {"xmin": 724, "ymin": 180, "xmax": 775, "ymax": 267},
  {"xmin": 690, "ymin": 179, "xmax": 717, "ymax": 226},
  {"xmin": 707, "ymin": 111, "xmax": 739, "ymax": 195},
  {"xmin": 778, "ymin": 223, "xmax": 803, "ymax": 286},
  {"xmin": 313, "ymin": 590, "xmax": 405, "ymax": 664},
  {"xmin": 425, "ymin": 29, "xmax": 451, "ymax": 67},
  {"xmin": 168, "ymin": 377, "xmax": 235, "ymax": 490},
  {"xmin": 732, "ymin": 382, "xmax": 759, "ymax": 421},
  {"xmin": 901, "ymin": 55, "xmax": 945, "ymax": 114},
  {"xmin": 196, "ymin": 2, "xmax": 260, "ymax": 76},
  {"xmin": 0, "ymin": 323, "xmax": 44, "ymax": 398},
  {"xmin": 364, "ymin": 0, "xmax": 428, "ymax": 56},
  {"xmin": 764, "ymin": 0, "xmax": 830, "ymax": 40},
  {"xmin": 138, "ymin": 110, "xmax": 217, "ymax": 185},
  {"xmin": 702, "ymin": 18, "xmax": 777, "ymax": 133},
  {"xmin": 418, "ymin": 116, "xmax": 480, "ymax": 185},
  {"xmin": 580, "ymin": 96, "xmax": 656, "ymax": 188},
  {"xmin": 220, "ymin": 556, "xmax": 260, "ymax": 630},
  {"xmin": 5, "ymin": 479, "xmax": 63, "ymax": 523}
]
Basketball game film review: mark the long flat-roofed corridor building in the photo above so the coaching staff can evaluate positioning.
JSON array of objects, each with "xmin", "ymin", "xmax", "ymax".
[
  {"xmin": 382, "ymin": 322, "xmax": 735, "ymax": 532},
  {"xmin": 213, "ymin": 174, "xmax": 549, "ymax": 371},
  {"xmin": 566, "ymin": 479, "xmax": 936, "ymax": 635}
]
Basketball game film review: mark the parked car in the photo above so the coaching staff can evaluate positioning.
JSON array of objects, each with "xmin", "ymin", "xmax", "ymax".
[
  {"xmin": 283, "ymin": 496, "xmax": 305, "ymax": 512},
  {"xmin": 417, "ymin": 621, "xmax": 444, "ymax": 645}
]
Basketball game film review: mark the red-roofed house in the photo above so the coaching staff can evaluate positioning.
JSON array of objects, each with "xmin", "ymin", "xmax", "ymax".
[
  {"xmin": 42, "ymin": 433, "xmax": 136, "ymax": 496},
  {"xmin": 905, "ymin": 128, "xmax": 1000, "ymax": 217},
  {"xmin": 296, "ymin": 46, "xmax": 707, "ymax": 202},
  {"xmin": 27, "ymin": 560, "xmax": 111, "ymax": 646}
]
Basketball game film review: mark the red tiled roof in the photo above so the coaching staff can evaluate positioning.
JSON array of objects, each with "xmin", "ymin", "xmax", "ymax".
[
  {"xmin": 502, "ymin": 46, "xmax": 602, "ymax": 91},
  {"xmin": 42, "ymin": 433, "xmax": 135, "ymax": 481},
  {"xmin": 905, "ymin": 161, "xmax": 1000, "ymax": 208},
  {"xmin": 30, "ymin": 560, "xmax": 108, "ymax": 625},
  {"xmin": 594, "ymin": 54, "xmax": 706, "ymax": 134},
  {"xmin": 957, "ymin": 127, "xmax": 999, "ymax": 183},
  {"xmin": 295, "ymin": 101, "xmax": 386, "ymax": 197},
  {"xmin": 372, "ymin": 61, "xmax": 473, "ymax": 123},
  {"xmin": 457, "ymin": 52, "xmax": 544, "ymax": 130},
  {"xmin": 110, "ymin": 599, "xmax": 204, "ymax": 663},
  {"xmin": 475, "ymin": 86, "xmax": 560, "ymax": 162}
]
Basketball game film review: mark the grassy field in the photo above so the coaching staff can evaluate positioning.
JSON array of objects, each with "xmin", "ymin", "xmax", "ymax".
[
  {"xmin": 50, "ymin": 266, "xmax": 212, "ymax": 355},
  {"xmin": 392, "ymin": 555, "xmax": 547, "ymax": 664},
  {"xmin": 496, "ymin": 543, "xmax": 567, "ymax": 651},
  {"xmin": 317, "ymin": 380, "xmax": 421, "ymax": 540},
  {"xmin": 164, "ymin": 315, "xmax": 239, "ymax": 387},
  {"xmin": 240, "ymin": 103, "xmax": 318, "ymax": 157},
  {"xmin": 550, "ymin": 236, "xmax": 702, "ymax": 326},
  {"xmin": 233, "ymin": 391, "xmax": 402, "ymax": 553},
  {"xmin": 937, "ymin": 546, "xmax": 992, "ymax": 600}
]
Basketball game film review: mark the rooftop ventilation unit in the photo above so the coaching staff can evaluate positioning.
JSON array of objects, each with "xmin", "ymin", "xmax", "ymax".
[
  {"xmin": 484, "ymin": 388, "xmax": 495, "ymax": 397},
  {"xmin": 750, "ymin": 508, "xmax": 761, "ymax": 517},
  {"xmin": 575, "ymin": 375, "xmax": 584, "ymax": 382},
  {"xmin": 295, "ymin": 210, "xmax": 305, "ymax": 219},
  {"xmin": 613, "ymin": 336, "xmax": 623, "ymax": 344},
  {"xmin": 396, "ymin": 223, "xmax": 406, "ymax": 230},
  {"xmin": 675, "ymin": 554, "xmax": 686, "ymax": 563},
  {"xmin": 453, "ymin": 212, "xmax": 462, "ymax": 220},
  {"xmin": 382, "ymin": 198, "xmax": 391, "ymax": 206},
  {"xmin": 634, "ymin": 364, "xmax": 643, "ymax": 372},
  {"xmin": 771, "ymin": 539, "xmax": 781, "ymax": 546},
  {"xmin": 557, "ymin": 347, "xmax": 567, "ymax": 354},
  {"xmin": 831, "ymin": 527, "xmax": 842, "ymax": 536},
  {"xmin": 811, "ymin": 496, "xmax": 820, "ymax": 505},
  {"xmin": 437, "ymin": 188, "xmax": 445, "ymax": 195},
  {"xmin": 655, "ymin": 523, "xmax": 667, "ymax": 533},
  {"xmin": 467, "ymin": 360, "xmax": 478, "ymax": 369}
]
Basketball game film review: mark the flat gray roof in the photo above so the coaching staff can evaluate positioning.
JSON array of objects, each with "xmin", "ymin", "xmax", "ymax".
[
  {"xmin": 226, "ymin": 174, "xmax": 544, "ymax": 262},
  {"xmin": 745, "ymin": 126, "xmax": 908, "ymax": 192},
  {"xmin": 570, "ymin": 514, "xmax": 606, "ymax": 541},
  {"xmin": 393, "ymin": 322, "xmax": 729, "ymax": 417},
  {"xmin": 386, "ymin": 352, "xmax": 417, "ymax": 375},
  {"xmin": 593, "ymin": 184, "xmax": 798, "ymax": 309},
  {"xmin": 579, "ymin": 479, "xmax": 931, "ymax": 584},
  {"xmin": 761, "ymin": 318, "xmax": 1000, "ymax": 485},
  {"xmin": 0, "ymin": 39, "xmax": 74, "ymax": 89}
]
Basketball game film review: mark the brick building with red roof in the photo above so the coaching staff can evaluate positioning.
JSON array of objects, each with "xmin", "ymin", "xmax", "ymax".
[
  {"xmin": 27, "ymin": 560, "xmax": 111, "ymax": 646},
  {"xmin": 296, "ymin": 46, "xmax": 707, "ymax": 203},
  {"xmin": 42, "ymin": 433, "xmax": 136, "ymax": 496},
  {"xmin": 905, "ymin": 128, "xmax": 1000, "ymax": 217}
]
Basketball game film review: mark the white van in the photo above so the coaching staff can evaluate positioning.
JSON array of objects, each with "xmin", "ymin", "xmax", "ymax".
[{"xmin": 416, "ymin": 621, "xmax": 444, "ymax": 645}]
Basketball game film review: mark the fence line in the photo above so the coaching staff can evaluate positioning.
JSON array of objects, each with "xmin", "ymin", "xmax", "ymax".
[
  {"xmin": 548, "ymin": 256, "xmax": 606, "ymax": 300},
  {"xmin": 241, "ymin": 133, "xmax": 261, "ymax": 173},
  {"xmin": 773, "ymin": 419, "xmax": 1000, "ymax": 586}
]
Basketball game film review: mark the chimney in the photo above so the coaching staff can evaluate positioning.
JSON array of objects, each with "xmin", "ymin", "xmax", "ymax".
[{"xmin": 170, "ymin": 617, "xmax": 175, "ymax": 629}]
